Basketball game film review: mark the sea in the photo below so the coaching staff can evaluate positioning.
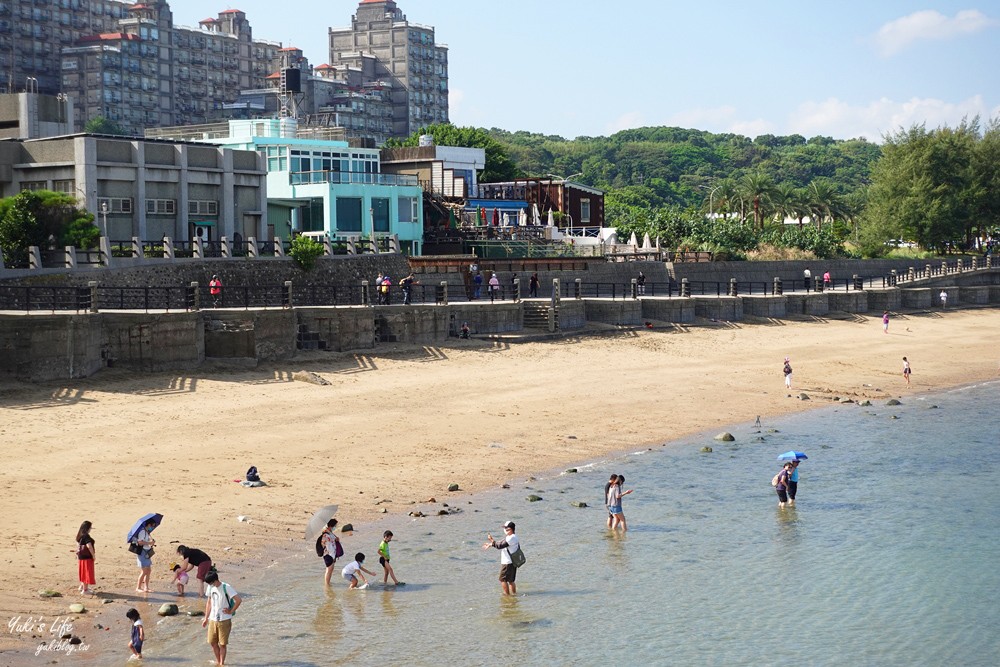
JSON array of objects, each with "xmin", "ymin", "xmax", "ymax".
[{"xmin": 71, "ymin": 381, "xmax": 1000, "ymax": 667}]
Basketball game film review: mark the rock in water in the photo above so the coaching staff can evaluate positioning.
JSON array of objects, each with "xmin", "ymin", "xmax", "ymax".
[
  {"xmin": 292, "ymin": 371, "xmax": 331, "ymax": 386},
  {"xmin": 565, "ymin": 468, "xmax": 578, "ymax": 474},
  {"xmin": 68, "ymin": 603, "xmax": 85, "ymax": 614},
  {"xmin": 714, "ymin": 433, "xmax": 735, "ymax": 442},
  {"xmin": 187, "ymin": 610, "xmax": 204, "ymax": 617},
  {"xmin": 447, "ymin": 483, "xmax": 460, "ymax": 492},
  {"xmin": 700, "ymin": 446, "xmax": 713, "ymax": 453},
  {"xmin": 340, "ymin": 524, "xmax": 353, "ymax": 532},
  {"xmin": 526, "ymin": 495, "xmax": 543, "ymax": 502},
  {"xmin": 158, "ymin": 603, "xmax": 178, "ymax": 617},
  {"xmin": 799, "ymin": 393, "xmax": 811, "ymax": 401},
  {"xmin": 571, "ymin": 501, "xmax": 588, "ymax": 508},
  {"xmin": 886, "ymin": 399, "xmax": 901, "ymax": 406}
]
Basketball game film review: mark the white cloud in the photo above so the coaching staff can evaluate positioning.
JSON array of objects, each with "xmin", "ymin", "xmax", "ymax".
[
  {"xmin": 875, "ymin": 9, "xmax": 998, "ymax": 57},
  {"xmin": 786, "ymin": 95, "xmax": 993, "ymax": 140},
  {"xmin": 605, "ymin": 111, "xmax": 645, "ymax": 134}
]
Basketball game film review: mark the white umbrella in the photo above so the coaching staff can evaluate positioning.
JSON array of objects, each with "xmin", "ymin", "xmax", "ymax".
[
  {"xmin": 532, "ymin": 204, "xmax": 541, "ymax": 226},
  {"xmin": 547, "ymin": 209, "xmax": 554, "ymax": 227},
  {"xmin": 518, "ymin": 209, "xmax": 526, "ymax": 226},
  {"xmin": 304, "ymin": 504, "xmax": 339, "ymax": 541},
  {"xmin": 502, "ymin": 212, "xmax": 510, "ymax": 227}
]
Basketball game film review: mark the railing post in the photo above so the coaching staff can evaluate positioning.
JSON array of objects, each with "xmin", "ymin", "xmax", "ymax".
[
  {"xmin": 907, "ymin": 267, "xmax": 914, "ymax": 281},
  {"xmin": 193, "ymin": 235, "xmax": 204, "ymax": 259},
  {"xmin": 88, "ymin": 281, "xmax": 98, "ymax": 313},
  {"xmin": 512, "ymin": 279, "xmax": 520, "ymax": 303},
  {"xmin": 941, "ymin": 260, "xmax": 948, "ymax": 275},
  {"xmin": 284, "ymin": 280, "xmax": 293, "ymax": 309},
  {"xmin": 550, "ymin": 278, "xmax": 560, "ymax": 332},
  {"xmin": 99, "ymin": 236, "xmax": 112, "ymax": 268},
  {"xmin": 163, "ymin": 236, "xmax": 175, "ymax": 260},
  {"xmin": 729, "ymin": 278, "xmax": 738, "ymax": 297},
  {"xmin": 131, "ymin": 236, "xmax": 142, "ymax": 259},
  {"xmin": 774, "ymin": 277, "xmax": 782, "ymax": 295},
  {"xmin": 361, "ymin": 280, "xmax": 370, "ymax": 306},
  {"xmin": 438, "ymin": 280, "xmax": 448, "ymax": 306},
  {"xmin": 65, "ymin": 246, "xmax": 77, "ymax": 269},
  {"xmin": 681, "ymin": 278, "xmax": 690, "ymax": 297},
  {"xmin": 248, "ymin": 236, "xmax": 258, "ymax": 258},
  {"xmin": 575, "ymin": 278, "xmax": 582, "ymax": 299},
  {"xmin": 391, "ymin": 233, "xmax": 400, "ymax": 254},
  {"xmin": 890, "ymin": 269, "xmax": 898, "ymax": 286},
  {"xmin": 274, "ymin": 236, "xmax": 284, "ymax": 257},
  {"xmin": 630, "ymin": 278, "xmax": 638, "ymax": 299},
  {"xmin": 347, "ymin": 237, "xmax": 357, "ymax": 256},
  {"xmin": 925, "ymin": 264, "xmax": 931, "ymax": 279},
  {"xmin": 221, "ymin": 236, "xmax": 232, "ymax": 258},
  {"xmin": 28, "ymin": 245, "xmax": 41, "ymax": 269},
  {"xmin": 957, "ymin": 258, "xmax": 964, "ymax": 273},
  {"xmin": 323, "ymin": 236, "xmax": 332, "ymax": 256},
  {"xmin": 187, "ymin": 282, "xmax": 199, "ymax": 311},
  {"xmin": 987, "ymin": 255, "xmax": 993, "ymax": 269},
  {"xmin": 814, "ymin": 275, "xmax": 823, "ymax": 292},
  {"xmin": 971, "ymin": 257, "xmax": 977, "ymax": 271},
  {"xmin": 852, "ymin": 274, "xmax": 862, "ymax": 291}
]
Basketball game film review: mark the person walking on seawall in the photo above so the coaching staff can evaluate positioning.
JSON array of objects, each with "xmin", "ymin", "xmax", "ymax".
[
  {"xmin": 76, "ymin": 521, "xmax": 96, "ymax": 595},
  {"xmin": 775, "ymin": 462, "xmax": 793, "ymax": 507},
  {"xmin": 488, "ymin": 273, "xmax": 501, "ymax": 302},
  {"xmin": 783, "ymin": 357, "xmax": 793, "ymax": 389},
  {"xmin": 939, "ymin": 290, "xmax": 948, "ymax": 309},
  {"xmin": 209, "ymin": 275, "xmax": 223, "ymax": 307},
  {"xmin": 637, "ymin": 271, "xmax": 646, "ymax": 296},
  {"xmin": 787, "ymin": 460, "xmax": 801, "ymax": 506},
  {"xmin": 823, "ymin": 271, "xmax": 832, "ymax": 289},
  {"xmin": 203, "ymin": 570, "xmax": 241, "ymax": 666},
  {"xmin": 401, "ymin": 273, "xmax": 418, "ymax": 306},
  {"xmin": 381, "ymin": 276, "xmax": 392, "ymax": 305},
  {"xmin": 473, "ymin": 271, "xmax": 483, "ymax": 300},
  {"xmin": 374, "ymin": 272, "xmax": 384, "ymax": 305},
  {"xmin": 511, "ymin": 272, "xmax": 519, "ymax": 301},
  {"xmin": 903, "ymin": 357, "xmax": 911, "ymax": 386},
  {"xmin": 177, "ymin": 545, "xmax": 214, "ymax": 595},
  {"xmin": 483, "ymin": 521, "xmax": 521, "ymax": 596},
  {"xmin": 529, "ymin": 272, "xmax": 539, "ymax": 298},
  {"xmin": 882, "ymin": 310, "xmax": 890, "ymax": 334},
  {"xmin": 803, "ymin": 266, "xmax": 811, "ymax": 291}
]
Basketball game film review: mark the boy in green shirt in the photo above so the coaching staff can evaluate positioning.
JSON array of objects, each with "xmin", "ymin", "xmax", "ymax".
[{"xmin": 378, "ymin": 531, "xmax": 404, "ymax": 587}]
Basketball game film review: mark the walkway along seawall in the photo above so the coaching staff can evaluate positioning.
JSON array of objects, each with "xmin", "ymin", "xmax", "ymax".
[{"xmin": 3, "ymin": 266, "xmax": 999, "ymax": 382}]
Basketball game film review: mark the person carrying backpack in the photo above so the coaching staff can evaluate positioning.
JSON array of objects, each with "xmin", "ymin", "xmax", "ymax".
[{"xmin": 316, "ymin": 519, "xmax": 343, "ymax": 587}]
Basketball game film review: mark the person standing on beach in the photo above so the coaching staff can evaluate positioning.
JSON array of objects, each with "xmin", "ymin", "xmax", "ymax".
[
  {"xmin": 882, "ymin": 310, "xmax": 890, "ymax": 334},
  {"xmin": 483, "ymin": 521, "xmax": 521, "ymax": 596},
  {"xmin": 939, "ymin": 290, "xmax": 948, "ymax": 309},
  {"xmin": 604, "ymin": 474, "xmax": 619, "ymax": 528},
  {"xmin": 783, "ymin": 357, "xmax": 793, "ymax": 389},
  {"xmin": 202, "ymin": 570, "xmax": 241, "ymax": 667},
  {"xmin": 787, "ymin": 460, "xmax": 801, "ymax": 506},
  {"xmin": 126, "ymin": 608, "xmax": 144, "ymax": 661},
  {"xmin": 133, "ymin": 519, "xmax": 156, "ymax": 593},
  {"xmin": 903, "ymin": 357, "xmax": 911, "ymax": 386},
  {"xmin": 378, "ymin": 531, "xmax": 403, "ymax": 586},
  {"xmin": 176, "ymin": 545, "xmax": 213, "ymax": 595},
  {"xmin": 76, "ymin": 521, "xmax": 96, "ymax": 595}
]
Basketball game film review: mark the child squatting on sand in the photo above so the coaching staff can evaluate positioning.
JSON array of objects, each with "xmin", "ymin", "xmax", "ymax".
[{"xmin": 342, "ymin": 553, "xmax": 377, "ymax": 589}]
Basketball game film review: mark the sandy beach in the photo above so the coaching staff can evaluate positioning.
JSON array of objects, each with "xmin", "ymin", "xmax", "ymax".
[{"xmin": 2, "ymin": 308, "xmax": 999, "ymax": 656}]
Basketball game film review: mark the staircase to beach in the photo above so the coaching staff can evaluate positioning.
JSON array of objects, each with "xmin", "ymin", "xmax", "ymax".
[{"xmin": 523, "ymin": 301, "xmax": 557, "ymax": 330}]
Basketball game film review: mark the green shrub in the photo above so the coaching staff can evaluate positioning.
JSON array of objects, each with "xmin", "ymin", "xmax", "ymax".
[{"xmin": 289, "ymin": 235, "xmax": 325, "ymax": 270}]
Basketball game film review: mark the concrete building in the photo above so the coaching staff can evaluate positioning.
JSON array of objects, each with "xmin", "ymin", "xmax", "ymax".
[
  {"xmin": 329, "ymin": 0, "xmax": 449, "ymax": 138},
  {"xmin": 469, "ymin": 179, "xmax": 606, "ymax": 231},
  {"xmin": 0, "ymin": 92, "xmax": 74, "ymax": 140},
  {"xmin": 380, "ymin": 144, "xmax": 485, "ymax": 199},
  {"xmin": 152, "ymin": 118, "xmax": 425, "ymax": 253},
  {"xmin": 0, "ymin": 94, "xmax": 268, "ymax": 243}
]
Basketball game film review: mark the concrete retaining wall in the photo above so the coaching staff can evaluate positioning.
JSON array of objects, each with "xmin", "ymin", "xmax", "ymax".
[
  {"xmin": 694, "ymin": 296, "xmax": 743, "ymax": 320},
  {"xmin": 865, "ymin": 289, "xmax": 901, "ymax": 311},
  {"xmin": 103, "ymin": 312, "xmax": 204, "ymax": 372},
  {"xmin": 641, "ymin": 298, "xmax": 695, "ymax": 324},
  {"xmin": 557, "ymin": 300, "xmax": 587, "ymax": 329},
  {"xmin": 784, "ymin": 294, "xmax": 830, "ymax": 316},
  {"xmin": 741, "ymin": 296, "xmax": 787, "ymax": 318},
  {"xmin": 449, "ymin": 303, "xmax": 522, "ymax": 336},
  {"xmin": 960, "ymin": 287, "xmax": 990, "ymax": 305},
  {"xmin": 901, "ymin": 289, "xmax": 934, "ymax": 309},
  {"xmin": 584, "ymin": 299, "xmax": 643, "ymax": 326},
  {"xmin": 828, "ymin": 291, "xmax": 869, "ymax": 313},
  {"xmin": 0, "ymin": 314, "xmax": 104, "ymax": 381}
]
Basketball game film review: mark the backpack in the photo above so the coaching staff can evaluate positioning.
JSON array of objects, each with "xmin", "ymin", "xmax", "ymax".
[
  {"xmin": 246, "ymin": 466, "xmax": 259, "ymax": 483},
  {"xmin": 315, "ymin": 534, "xmax": 325, "ymax": 557},
  {"xmin": 315, "ymin": 532, "xmax": 344, "ymax": 559},
  {"xmin": 771, "ymin": 472, "xmax": 782, "ymax": 487}
]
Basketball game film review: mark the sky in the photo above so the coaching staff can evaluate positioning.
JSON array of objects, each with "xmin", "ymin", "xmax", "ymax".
[{"xmin": 168, "ymin": 0, "xmax": 1000, "ymax": 142}]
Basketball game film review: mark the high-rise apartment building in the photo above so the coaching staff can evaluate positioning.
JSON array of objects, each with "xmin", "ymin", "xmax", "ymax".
[{"xmin": 329, "ymin": 0, "xmax": 449, "ymax": 138}]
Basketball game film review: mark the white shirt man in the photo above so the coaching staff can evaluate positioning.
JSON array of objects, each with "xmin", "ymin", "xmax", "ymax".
[{"xmin": 483, "ymin": 521, "xmax": 520, "ymax": 595}]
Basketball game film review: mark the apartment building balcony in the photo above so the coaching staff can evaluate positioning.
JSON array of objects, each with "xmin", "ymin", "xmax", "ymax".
[{"xmin": 289, "ymin": 171, "xmax": 418, "ymax": 187}]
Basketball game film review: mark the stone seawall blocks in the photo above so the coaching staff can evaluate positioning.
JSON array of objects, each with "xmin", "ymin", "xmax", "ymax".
[
  {"xmin": 865, "ymin": 289, "xmax": 901, "ymax": 312},
  {"xmin": 693, "ymin": 297, "xmax": 743, "ymax": 321},
  {"xmin": 298, "ymin": 308, "xmax": 376, "ymax": 352},
  {"xmin": 741, "ymin": 296, "xmax": 787, "ymax": 318},
  {"xmin": 557, "ymin": 300, "xmax": 586, "ymax": 329},
  {"xmin": 828, "ymin": 291, "xmax": 869, "ymax": 313},
  {"xmin": 960, "ymin": 287, "xmax": 990, "ymax": 304},
  {"xmin": 784, "ymin": 294, "xmax": 830, "ymax": 316},
  {"xmin": 448, "ymin": 303, "xmax": 522, "ymax": 335},
  {"xmin": 102, "ymin": 312, "xmax": 203, "ymax": 372},
  {"xmin": 901, "ymin": 289, "xmax": 934, "ymax": 309},
  {"xmin": 0, "ymin": 314, "xmax": 103, "ymax": 381},
  {"xmin": 641, "ymin": 298, "xmax": 695, "ymax": 324},
  {"xmin": 583, "ymin": 300, "xmax": 642, "ymax": 326}
]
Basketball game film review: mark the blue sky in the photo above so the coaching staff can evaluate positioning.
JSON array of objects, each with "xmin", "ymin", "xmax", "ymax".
[{"xmin": 170, "ymin": 0, "xmax": 1000, "ymax": 141}]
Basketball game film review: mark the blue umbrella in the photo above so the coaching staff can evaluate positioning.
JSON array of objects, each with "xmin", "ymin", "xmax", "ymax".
[
  {"xmin": 125, "ymin": 513, "xmax": 163, "ymax": 543},
  {"xmin": 777, "ymin": 451, "xmax": 808, "ymax": 461}
]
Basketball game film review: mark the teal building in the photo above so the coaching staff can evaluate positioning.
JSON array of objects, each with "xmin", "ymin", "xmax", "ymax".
[{"xmin": 199, "ymin": 119, "xmax": 425, "ymax": 254}]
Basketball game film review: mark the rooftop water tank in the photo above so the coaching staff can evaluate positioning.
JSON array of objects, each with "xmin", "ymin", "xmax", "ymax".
[{"xmin": 418, "ymin": 134, "xmax": 434, "ymax": 147}]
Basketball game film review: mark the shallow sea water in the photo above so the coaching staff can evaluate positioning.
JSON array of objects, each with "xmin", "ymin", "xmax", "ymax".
[{"xmin": 97, "ymin": 381, "xmax": 1000, "ymax": 666}]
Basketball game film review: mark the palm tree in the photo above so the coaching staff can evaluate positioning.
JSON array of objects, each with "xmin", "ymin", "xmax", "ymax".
[
  {"xmin": 710, "ymin": 179, "xmax": 741, "ymax": 222},
  {"xmin": 770, "ymin": 183, "xmax": 805, "ymax": 227},
  {"xmin": 738, "ymin": 172, "xmax": 777, "ymax": 229},
  {"xmin": 805, "ymin": 180, "xmax": 844, "ymax": 230}
]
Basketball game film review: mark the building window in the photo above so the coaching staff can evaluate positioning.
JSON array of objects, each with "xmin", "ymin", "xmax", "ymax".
[
  {"xmin": 335, "ymin": 197, "xmax": 362, "ymax": 233},
  {"xmin": 398, "ymin": 196, "xmax": 417, "ymax": 223},
  {"xmin": 146, "ymin": 198, "xmax": 176, "ymax": 215},
  {"xmin": 20, "ymin": 181, "xmax": 47, "ymax": 192},
  {"xmin": 52, "ymin": 179, "xmax": 76, "ymax": 194},
  {"xmin": 189, "ymin": 200, "xmax": 218, "ymax": 216},
  {"xmin": 372, "ymin": 197, "xmax": 389, "ymax": 232},
  {"xmin": 580, "ymin": 198, "xmax": 591, "ymax": 224},
  {"xmin": 98, "ymin": 197, "xmax": 133, "ymax": 213}
]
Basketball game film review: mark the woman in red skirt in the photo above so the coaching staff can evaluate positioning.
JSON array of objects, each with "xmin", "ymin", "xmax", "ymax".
[{"xmin": 76, "ymin": 521, "xmax": 96, "ymax": 595}]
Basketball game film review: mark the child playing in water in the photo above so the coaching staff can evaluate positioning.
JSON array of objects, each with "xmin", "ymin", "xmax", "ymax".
[
  {"xmin": 126, "ymin": 607, "xmax": 144, "ymax": 661},
  {"xmin": 342, "ymin": 553, "xmax": 377, "ymax": 589},
  {"xmin": 378, "ymin": 531, "xmax": 404, "ymax": 586},
  {"xmin": 170, "ymin": 562, "xmax": 188, "ymax": 596}
]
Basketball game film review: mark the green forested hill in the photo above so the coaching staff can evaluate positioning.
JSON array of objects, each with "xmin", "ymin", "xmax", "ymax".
[{"xmin": 488, "ymin": 127, "xmax": 881, "ymax": 210}]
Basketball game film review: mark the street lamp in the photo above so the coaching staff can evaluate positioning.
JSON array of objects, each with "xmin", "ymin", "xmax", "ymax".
[
  {"xmin": 99, "ymin": 201, "xmax": 109, "ymax": 238},
  {"xmin": 697, "ymin": 184, "xmax": 722, "ymax": 222}
]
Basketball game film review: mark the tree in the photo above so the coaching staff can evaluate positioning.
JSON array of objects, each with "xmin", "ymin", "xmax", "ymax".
[
  {"xmin": 738, "ymin": 172, "xmax": 776, "ymax": 229},
  {"xmin": 387, "ymin": 124, "xmax": 521, "ymax": 182},
  {"xmin": 84, "ymin": 116, "xmax": 128, "ymax": 136},
  {"xmin": 805, "ymin": 180, "xmax": 844, "ymax": 230},
  {"xmin": 288, "ymin": 235, "xmax": 324, "ymax": 271},
  {"xmin": 0, "ymin": 190, "xmax": 98, "ymax": 268}
]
